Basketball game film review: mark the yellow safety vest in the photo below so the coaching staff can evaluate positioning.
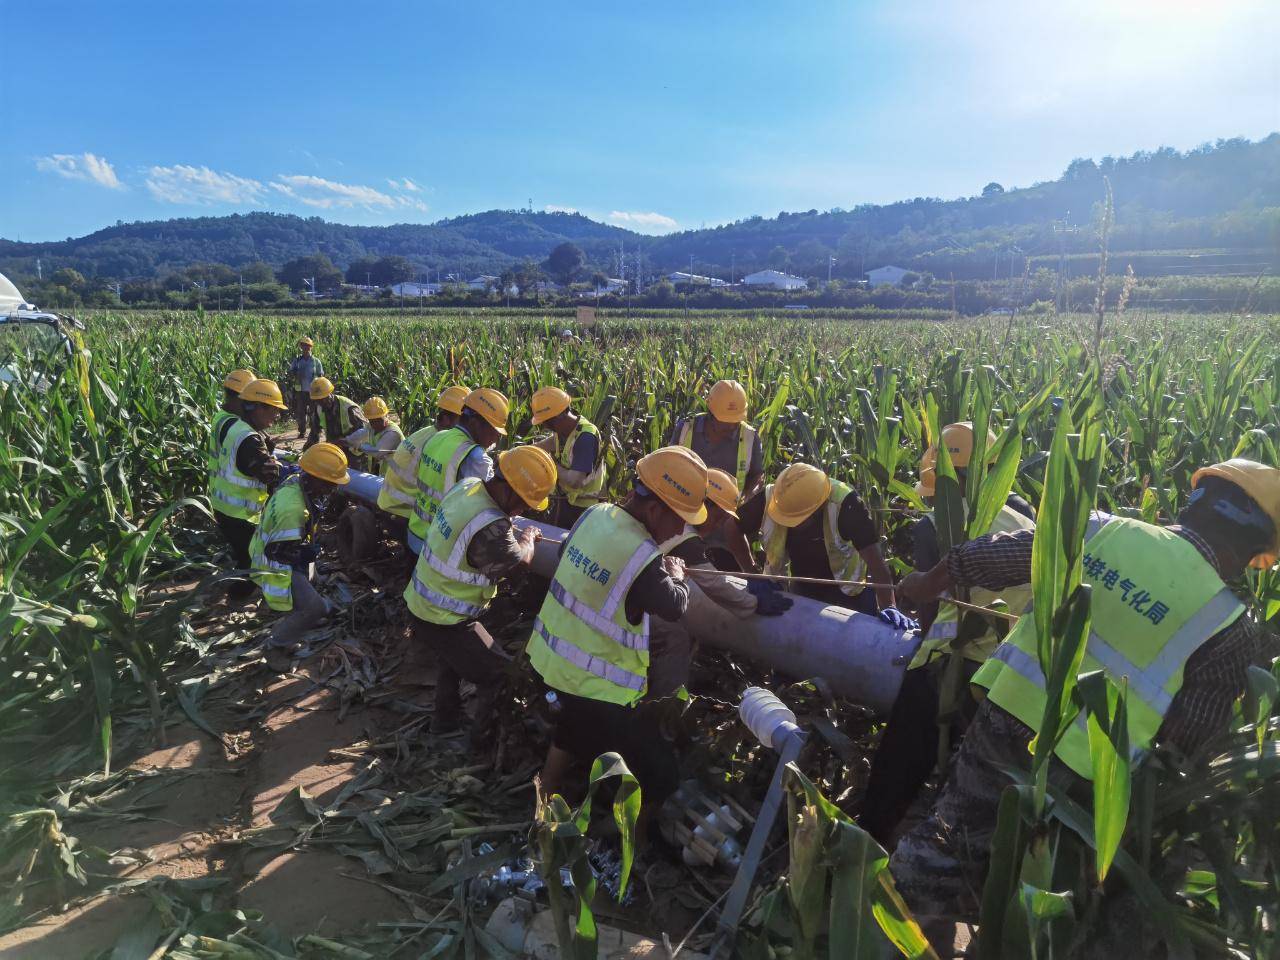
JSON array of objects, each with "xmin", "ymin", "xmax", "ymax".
[
  {"xmin": 378, "ymin": 425, "xmax": 437, "ymax": 518},
  {"xmin": 553, "ymin": 417, "xmax": 606, "ymax": 507},
  {"xmin": 409, "ymin": 426, "xmax": 478, "ymax": 541},
  {"xmin": 973, "ymin": 517, "xmax": 1245, "ymax": 778},
  {"xmin": 369, "ymin": 422, "xmax": 405, "ymax": 477},
  {"xmin": 527, "ymin": 504, "xmax": 659, "ymax": 707},
  {"xmin": 249, "ymin": 477, "xmax": 310, "ymax": 612},
  {"xmin": 208, "ymin": 417, "xmax": 270, "ymax": 522},
  {"xmin": 322, "ymin": 394, "xmax": 361, "ymax": 442},
  {"xmin": 761, "ymin": 479, "xmax": 866, "ymax": 596},
  {"xmin": 909, "ymin": 503, "xmax": 1036, "ymax": 669},
  {"xmin": 678, "ymin": 415, "xmax": 755, "ymax": 494},
  {"xmin": 403, "ymin": 478, "xmax": 506, "ymax": 625}
]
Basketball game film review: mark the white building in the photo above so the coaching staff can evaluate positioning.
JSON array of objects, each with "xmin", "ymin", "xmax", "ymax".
[
  {"xmin": 742, "ymin": 269, "xmax": 807, "ymax": 291},
  {"xmin": 390, "ymin": 281, "xmax": 441, "ymax": 297},
  {"xmin": 867, "ymin": 265, "xmax": 911, "ymax": 287},
  {"xmin": 467, "ymin": 275, "xmax": 501, "ymax": 291},
  {"xmin": 666, "ymin": 271, "xmax": 729, "ymax": 288}
]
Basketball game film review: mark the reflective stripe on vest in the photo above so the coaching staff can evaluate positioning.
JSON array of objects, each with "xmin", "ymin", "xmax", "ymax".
[
  {"xmin": 761, "ymin": 479, "xmax": 866, "ymax": 596},
  {"xmin": 678, "ymin": 415, "xmax": 755, "ymax": 493},
  {"xmin": 410, "ymin": 427, "xmax": 477, "ymax": 538},
  {"xmin": 404, "ymin": 478, "xmax": 504, "ymax": 625},
  {"xmin": 209, "ymin": 418, "xmax": 269, "ymax": 521},
  {"xmin": 379, "ymin": 425, "xmax": 437, "ymax": 517},
  {"xmin": 555, "ymin": 417, "xmax": 607, "ymax": 507},
  {"xmin": 973, "ymin": 517, "xmax": 1246, "ymax": 778},
  {"xmin": 531, "ymin": 618, "xmax": 647, "ymax": 692},
  {"xmin": 527, "ymin": 504, "xmax": 658, "ymax": 706},
  {"xmin": 249, "ymin": 478, "xmax": 310, "ymax": 612},
  {"xmin": 910, "ymin": 503, "xmax": 1036, "ymax": 669}
]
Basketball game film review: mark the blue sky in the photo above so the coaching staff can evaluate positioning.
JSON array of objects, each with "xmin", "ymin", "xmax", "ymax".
[{"xmin": 2, "ymin": 0, "xmax": 1276, "ymax": 242}]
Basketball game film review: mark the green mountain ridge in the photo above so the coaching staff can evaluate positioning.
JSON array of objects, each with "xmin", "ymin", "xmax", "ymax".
[{"xmin": 2, "ymin": 135, "xmax": 1277, "ymax": 284}]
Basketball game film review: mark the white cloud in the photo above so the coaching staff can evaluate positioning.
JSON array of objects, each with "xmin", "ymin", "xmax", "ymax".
[
  {"xmin": 387, "ymin": 177, "xmax": 422, "ymax": 192},
  {"xmin": 271, "ymin": 174, "xmax": 398, "ymax": 210},
  {"xmin": 145, "ymin": 165, "xmax": 266, "ymax": 205},
  {"xmin": 606, "ymin": 210, "xmax": 679, "ymax": 234},
  {"xmin": 544, "ymin": 204, "xmax": 578, "ymax": 214},
  {"xmin": 36, "ymin": 152, "xmax": 123, "ymax": 190}
]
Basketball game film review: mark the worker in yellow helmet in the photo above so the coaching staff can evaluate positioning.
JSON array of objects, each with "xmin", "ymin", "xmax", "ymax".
[
  {"xmin": 209, "ymin": 378, "xmax": 290, "ymax": 600},
  {"xmin": 531, "ymin": 386, "xmax": 607, "ymax": 527},
  {"xmin": 738, "ymin": 462, "xmax": 910, "ymax": 625},
  {"xmin": 333, "ymin": 397, "xmax": 407, "ymax": 571},
  {"xmin": 208, "ymin": 368, "xmax": 256, "ymax": 500},
  {"xmin": 647, "ymin": 468, "xmax": 793, "ymax": 699},
  {"xmin": 286, "ymin": 337, "xmax": 323, "ymax": 438},
  {"xmin": 529, "ymin": 446, "xmax": 708, "ymax": 815},
  {"xmin": 376, "ymin": 385, "xmax": 469, "ymax": 541},
  {"xmin": 250, "ymin": 442, "xmax": 351, "ymax": 671},
  {"xmin": 404, "ymin": 446, "xmax": 556, "ymax": 745},
  {"xmin": 304, "ymin": 376, "xmax": 367, "ymax": 453},
  {"xmin": 408, "ymin": 388, "xmax": 510, "ymax": 550},
  {"xmin": 670, "ymin": 379, "xmax": 764, "ymax": 501},
  {"xmin": 860, "ymin": 422, "xmax": 1036, "ymax": 846},
  {"xmin": 892, "ymin": 458, "xmax": 1278, "ymax": 952}
]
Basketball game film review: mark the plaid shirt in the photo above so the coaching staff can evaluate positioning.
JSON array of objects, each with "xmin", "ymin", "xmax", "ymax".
[{"xmin": 946, "ymin": 517, "xmax": 1263, "ymax": 760}]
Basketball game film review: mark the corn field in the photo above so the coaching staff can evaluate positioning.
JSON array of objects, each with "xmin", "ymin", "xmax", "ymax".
[{"xmin": 2, "ymin": 306, "xmax": 1279, "ymax": 956}]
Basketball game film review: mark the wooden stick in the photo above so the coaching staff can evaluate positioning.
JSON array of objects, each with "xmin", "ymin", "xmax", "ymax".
[{"xmin": 697, "ymin": 569, "xmax": 1021, "ymax": 623}]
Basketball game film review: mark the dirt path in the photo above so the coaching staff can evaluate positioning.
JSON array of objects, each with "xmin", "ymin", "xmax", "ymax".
[{"xmin": 0, "ymin": 644, "xmax": 416, "ymax": 957}]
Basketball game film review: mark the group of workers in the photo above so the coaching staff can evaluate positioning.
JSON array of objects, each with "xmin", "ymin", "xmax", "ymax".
[{"xmin": 207, "ymin": 335, "xmax": 1280, "ymax": 953}]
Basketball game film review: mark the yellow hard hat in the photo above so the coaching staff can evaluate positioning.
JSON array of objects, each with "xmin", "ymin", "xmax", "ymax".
[
  {"xmin": 705, "ymin": 468, "xmax": 740, "ymax": 518},
  {"xmin": 363, "ymin": 396, "xmax": 390, "ymax": 419},
  {"xmin": 637, "ymin": 446, "xmax": 708, "ymax": 525},
  {"xmin": 498, "ymin": 445, "xmax": 558, "ymax": 511},
  {"xmin": 767, "ymin": 462, "xmax": 832, "ymax": 528},
  {"xmin": 939, "ymin": 422, "xmax": 998, "ymax": 469},
  {"xmin": 437, "ymin": 384, "xmax": 470, "ymax": 415},
  {"xmin": 223, "ymin": 369, "xmax": 256, "ymax": 393},
  {"xmin": 915, "ymin": 466, "xmax": 936, "ymax": 497},
  {"xmin": 239, "ymin": 378, "xmax": 289, "ymax": 410},
  {"xmin": 1191, "ymin": 458, "xmax": 1280, "ymax": 569},
  {"xmin": 299, "ymin": 442, "xmax": 350, "ymax": 485},
  {"xmin": 309, "ymin": 376, "xmax": 335, "ymax": 400},
  {"xmin": 707, "ymin": 379, "xmax": 748, "ymax": 424},
  {"xmin": 464, "ymin": 388, "xmax": 510, "ymax": 435},
  {"xmin": 298, "ymin": 336, "xmax": 314, "ymax": 347},
  {"xmin": 531, "ymin": 386, "xmax": 573, "ymax": 425}
]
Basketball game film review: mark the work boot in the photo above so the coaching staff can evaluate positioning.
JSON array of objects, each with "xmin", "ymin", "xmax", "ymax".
[{"xmin": 264, "ymin": 645, "xmax": 296, "ymax": 673}]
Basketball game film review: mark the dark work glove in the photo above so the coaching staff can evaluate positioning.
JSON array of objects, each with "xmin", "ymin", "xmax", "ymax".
[
  {"xmin": 294, "ymin": 542, "xmax": 321, "ymax": 566},
  {"xmin": 747, "ymin": 579, "xmax": 794, "ymax": 617},
  {"xmin": 878, "ymin": 606, "xmax": 919, "ymax": 631}
]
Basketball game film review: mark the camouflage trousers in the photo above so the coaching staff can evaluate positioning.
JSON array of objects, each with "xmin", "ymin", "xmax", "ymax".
[{"xmin": 887, "ymin": 700, "xmax": 1082, "ymax": 954}]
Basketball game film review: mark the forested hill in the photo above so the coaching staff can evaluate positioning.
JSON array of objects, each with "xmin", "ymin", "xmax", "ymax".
[{"xmin": 2, "ymin": 135, "xmax": 1277, "ymax": 284}]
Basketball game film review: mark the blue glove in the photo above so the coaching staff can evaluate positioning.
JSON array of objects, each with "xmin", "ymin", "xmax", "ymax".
[
  {"xmin": 278, "ymin": 462, "xmax": 302, "ymax": 479},
  {"xmin": 878, "ymin": 606, "xmax": 919, "ymax": 631},
  {"xmin": 747, "ymin": 579, "xmax": 794, "ymax": 617}
]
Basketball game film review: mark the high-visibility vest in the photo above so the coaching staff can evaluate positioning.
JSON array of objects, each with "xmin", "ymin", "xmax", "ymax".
[
  {"xmin": 761, "ymin": 479, "xmax": 865, "ymax": 596},
  {"xmin": 208, "ymin": 409, "xmax": 235, "ymax": 472},
  {"xmin": 409, "ymin": 426, "xmax": 478, "ymax": 541},
  {"xmin": 249, "ymin": 477, "xmax": 310, "ymax": 612},
  {"xmin": 553, "ymin": 417, "xmax": 606, "ymax": 507},
  {"xmin": 909, "ymin": 503, "xmax": 1036, "ymax": 669},
  {"xmin": 973, "ymin": 517, "xmax": 1245, "ymax": 779},
  {"xmin": 208, "ymin": 417, "xmax": 270, "ymax": 522},
  {"xmin": 527, "ymin": 504, "xmax": 660, "ymax": 707},
  {"xmin": 323, "ymin": 394, "xmax": 361, "ymax": 441},
  {"xmin": 378, "ymin": 425, "xmax": 437, "ymax": 518},
  {"xmin": 678, "ymin": 415, "xmax": 755, "ymax": 493},
  {"xmin": 369, "ymin": 422, "xmax": 405, "ymax": 477},
  {"xmin": 403, "ymin": 478, "xmax": 506, "ymax": 625}
]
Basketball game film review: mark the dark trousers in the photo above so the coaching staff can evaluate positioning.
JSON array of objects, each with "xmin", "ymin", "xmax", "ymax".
[
  {"xmin": 291, "ymin": 393, "xmax": 312, "ymax": 437},
  {"xmin": 859, "ymin": 658, "xmax": 981, "ymax": 847},
  {"xmin": 214, "ymin": 511, "xmax": 257, "ymax": 597},
  {"xmin": 551, "ymin": 499, "xmax": 590, "ymax": 529},
  {"xmin": 411, "ymin": 617, "xmax": 507, "ymax": 736},
  {"xmin": 551, "ymin": 690, "xmax": 679, "ymax": 807}
]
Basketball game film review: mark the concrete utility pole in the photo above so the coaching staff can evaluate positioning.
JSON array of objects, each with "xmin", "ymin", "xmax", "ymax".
[{"xmin": 828, "ymin": 256, "xmax": 836, "ymax": 284}]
